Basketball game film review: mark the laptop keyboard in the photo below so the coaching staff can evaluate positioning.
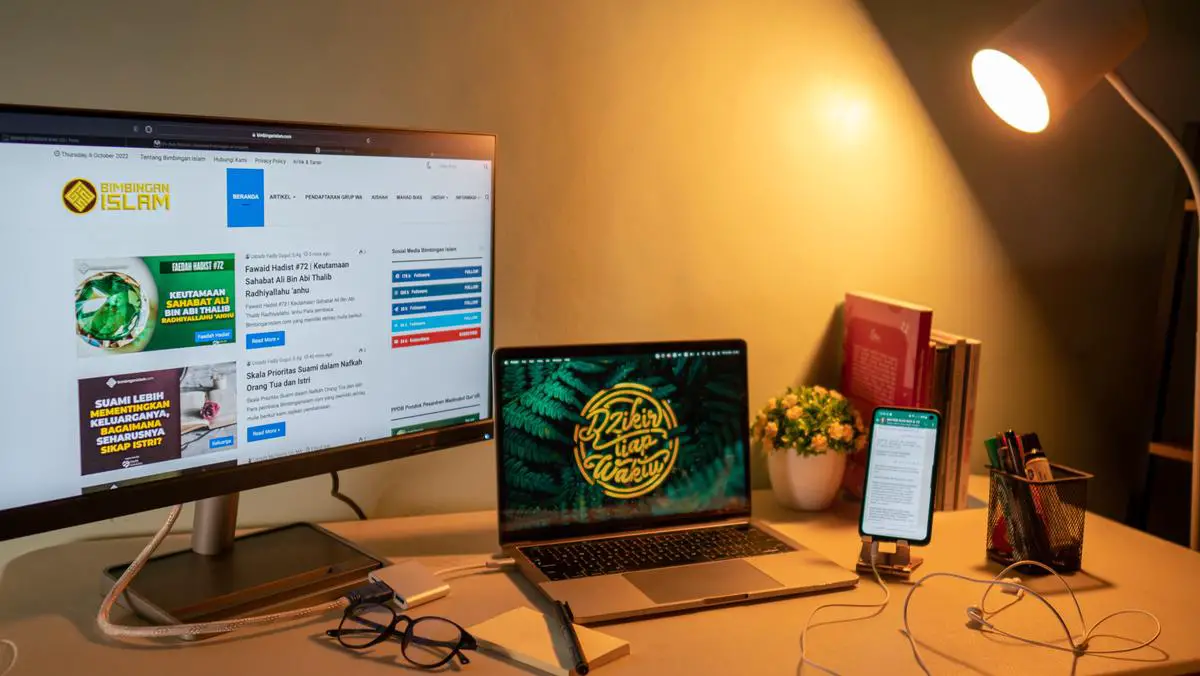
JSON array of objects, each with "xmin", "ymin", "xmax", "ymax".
[{"xmin": 519, "ymin": 524, "xmax": 795, "ymax": 581}]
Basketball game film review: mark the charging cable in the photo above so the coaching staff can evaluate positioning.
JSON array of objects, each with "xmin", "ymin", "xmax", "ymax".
[
  {"xmin": 433, "ymin": 560, "xmax": 515, "ymax": 578},
  {"xmin": 0, "ymin": 639, "xmax": 16, "ymax": 676},
  {"xmin": 98, "ymin": 505, "xmax": 367, "ymax": 640},
  {"xmin": 799, "ymin": 541, "xmax": 891, "ymax": 675},
  {"xmin": 901, "ymin": 560, "xmax": 1161, "ymax": 675},
  {"xmin": 97, "ymin": 505, "xmax": 519, "ymax": 641}
]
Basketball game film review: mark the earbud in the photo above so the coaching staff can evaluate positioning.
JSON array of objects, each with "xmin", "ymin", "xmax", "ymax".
[{"xmin": 965, "ymin": 606, "xmax": 988, "ymax": 630}]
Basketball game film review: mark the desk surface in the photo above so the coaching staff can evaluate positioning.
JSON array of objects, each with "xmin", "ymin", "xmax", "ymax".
[{"xmin": 0, "ymin": 485, "xmax": 1197, "ymax": 676}]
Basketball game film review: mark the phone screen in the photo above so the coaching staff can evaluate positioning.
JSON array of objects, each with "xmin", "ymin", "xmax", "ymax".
[{"xmin": 859, "ymin": 408, "xmax": 941, "ymax": 544}]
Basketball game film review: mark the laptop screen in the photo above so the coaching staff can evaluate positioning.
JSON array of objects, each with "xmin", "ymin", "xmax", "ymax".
[{"xmin": 495, "ymin": 341, "xmax": 751, "ymax": 543}]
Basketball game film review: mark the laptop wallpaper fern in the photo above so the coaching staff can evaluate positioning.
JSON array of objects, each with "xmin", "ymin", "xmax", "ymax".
[{"xmin": 499, "ymin": 352, "xmax": 749, "ymax": 535}]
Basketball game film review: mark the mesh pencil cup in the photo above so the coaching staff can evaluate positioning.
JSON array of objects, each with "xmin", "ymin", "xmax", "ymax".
[{"xmin": 986, "ymin": 464, "xmax": 1091, "ymax": 573}]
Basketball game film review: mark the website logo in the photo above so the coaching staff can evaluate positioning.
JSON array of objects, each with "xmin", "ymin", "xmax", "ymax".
[
  {"xmin": 574, "ymin": 382, "xmax": 679, "ymax": 499},
  {"xmin": 63, "ymin": 179, "xmax": 170, "ymax": 214},
  {"xmin": 63, "ymin": 178, "xmax": 98, "ymax": 214}
]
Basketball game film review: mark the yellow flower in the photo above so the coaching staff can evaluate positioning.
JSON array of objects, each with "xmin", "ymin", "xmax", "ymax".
[
  {"xmin": 765, "ymin": 421, "xmax": 778, "ymax": 438},
  {"xmin": 783, "ymin": 393, "xmax": 798, "ymax": 408},
  {"xmin": 786, "ymin": 406, "xmax": 803, "ymax": 421},
  {"xmin": 827, "ymin": 422, "xmax": 843, "ymax": 440},
  {"xmin": 766, "ymin": 397, "xmax": 777, "ymax": 410},
  {"xmin": 831, "ymin": 390, "xmax": 844, "ymax": 400},
  {"xmin": 855, "ymin": 435, "xmax": 867, "ymax": 451},
  {"xmin": 812, "ymin": 385, "xmax": 828, "ymax": 396},
  {"xmin": 812, "ymin": 434, "xmax": 829, "ymax": 451}
]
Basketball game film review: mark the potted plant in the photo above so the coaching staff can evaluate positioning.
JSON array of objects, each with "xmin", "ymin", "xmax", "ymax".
[{"xmin": 752, "ymin": 385, "xmax": 866, "ymax": 511}]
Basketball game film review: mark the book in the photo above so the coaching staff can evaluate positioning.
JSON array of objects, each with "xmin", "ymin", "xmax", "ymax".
[
  {"xmin": 841, "ymin": 292, "xmax": 934, "ymax": 497},
  {"xmin": 931, "ymin": 330, "xmax": 967, "ymax": 510},
  {"xmin": 957, "ymin": 337, "xmax": 982, "ymax": 508},
  {"xmin": 928, "ymin": 342, "xmax": 952, "ymax": 510},
  {"xmin": 930, "ymin": 329, "xmax": 982, "ymax": 510},
  {"xmin": 468, "ymin": 606, "xmax": 630, "ymax": 676}
]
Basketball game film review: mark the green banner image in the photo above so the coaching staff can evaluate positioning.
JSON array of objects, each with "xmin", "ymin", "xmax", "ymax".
[{"xmin": 75, "ymin": 254, "xmax": 236, "ymax": 356}]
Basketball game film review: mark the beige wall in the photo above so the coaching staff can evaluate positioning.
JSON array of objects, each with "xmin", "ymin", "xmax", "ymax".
[{"xmin": 0, "ymin": 0, "xmax": 1188, "ymax": 563}]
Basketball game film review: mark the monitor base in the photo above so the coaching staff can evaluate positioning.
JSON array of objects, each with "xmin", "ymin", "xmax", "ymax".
[{"xmin": 102, "ymin": 495, "xmax": 385, "ymax": 628}]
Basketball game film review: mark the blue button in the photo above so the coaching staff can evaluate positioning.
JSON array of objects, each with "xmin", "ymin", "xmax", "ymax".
[
  {"xmin": 391, "ymin": 266, "xmax": 482, "ymax": 283},
  {"xmin": 194, "ymin": 328, "xmax": 234, "ymax": 345},
  {"xmin": 209, "ymin": 436, "xmax": 235, "ymax": 449},
  {"xmin": 392, "ymin": 311, "xmax": 482, "ymax": 333},
  {"xmin": 247, "ymin": 422, "xmax": 286, "ymax": 442},
  {"xmin": 227, "ymin": 168, "xmax": 265, "ymax": 227},
  {"xmin": 392, "ymin": 297, "xmax": 482, "ymax": 316},
  {"xmin": 246, "ymin": 330, "xmax": 286, "ymax": 349}
]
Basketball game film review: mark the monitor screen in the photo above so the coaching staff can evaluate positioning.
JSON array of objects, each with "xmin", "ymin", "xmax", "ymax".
[
  {"xmin": 0, "ymin": 106, "xmax": 494, "ymax": 537},
  {"xmin": 495, "ymin": 341, "xmax": 750, "ymax": 543}
]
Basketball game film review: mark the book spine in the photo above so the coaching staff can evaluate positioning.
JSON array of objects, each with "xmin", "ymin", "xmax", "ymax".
[
  {"xmin": 956, "ymin": 340, "xmax": 982, "ymax": 509},
  {"xmin": 941, "ymin": 337, "xmax": 967, "ymax": 511}
]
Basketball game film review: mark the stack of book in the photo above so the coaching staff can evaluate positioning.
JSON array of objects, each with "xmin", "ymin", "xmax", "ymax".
[{"xmin": 841, "ymin": 292, "xmax": 981, "ymax": 510}]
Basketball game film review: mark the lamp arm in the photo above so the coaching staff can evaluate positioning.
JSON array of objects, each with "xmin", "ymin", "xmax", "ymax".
[{"xmin": 1104, "ymin": 72, "xmax": 1200, "ymax": 550}]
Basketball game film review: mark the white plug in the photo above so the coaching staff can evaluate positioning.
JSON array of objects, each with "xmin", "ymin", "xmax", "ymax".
[{"xmin": 999, "ymin": 577, "xmax": 1024, "ymax": 598}]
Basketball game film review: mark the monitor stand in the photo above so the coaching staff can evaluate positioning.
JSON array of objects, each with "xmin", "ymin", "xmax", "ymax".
[{"xmin": 102, "ymin": 493, "xmax": 386, "ymax": 627}]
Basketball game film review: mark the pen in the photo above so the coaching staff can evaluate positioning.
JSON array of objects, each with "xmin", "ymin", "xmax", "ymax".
[
  {"xmin": 1002, "ymin": 430, "xmax": 1024, "ymax": 476},
  {"xmin": 983, "ymin": 436, "xmax": 1003, "ymax": 471},
  {"xmin": 1019, "ymin": 433, "xmax": 1054, "ymax": 482},
  {"xmin": 555, "ymin": 600, "xmax": 589, "ymax": 675}
]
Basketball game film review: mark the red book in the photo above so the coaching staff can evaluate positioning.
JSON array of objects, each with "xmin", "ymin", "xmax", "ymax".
[{"xmin": 840, "ymin": 292, "xmax": 933, "ymax": 497}]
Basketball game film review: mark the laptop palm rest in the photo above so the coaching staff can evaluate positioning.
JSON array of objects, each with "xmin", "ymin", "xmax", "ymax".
[{"xmin": 624, "ymin": 560, "xmax": 782, "ymax": 605}]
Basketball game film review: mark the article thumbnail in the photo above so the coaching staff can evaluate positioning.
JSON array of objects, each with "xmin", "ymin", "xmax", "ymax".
[
  {"xmin": 75, "ymin": 254, "xmax": 236, "ymax": 357},
  {"xmin": 78, "ymin": 362, "xmax": 238, "ymax": 475}
]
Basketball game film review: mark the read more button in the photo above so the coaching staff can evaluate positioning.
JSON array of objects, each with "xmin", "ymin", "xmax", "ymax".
[
  {"xmin": 247, "ymin": 421, "xmax": 286, "ymax": 443},
  {"xmin": 246, "ymin": 330, "xmax": 285, "ymax": 349}
]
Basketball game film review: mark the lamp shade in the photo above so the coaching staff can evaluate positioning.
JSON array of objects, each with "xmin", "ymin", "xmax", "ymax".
[{"xmin": 972, "ymin": 0, "xmax": 1148, "ymax": 132}]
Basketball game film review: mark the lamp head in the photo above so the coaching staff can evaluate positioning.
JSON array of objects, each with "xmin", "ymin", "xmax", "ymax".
[{"xmin": 971, "ymin": 0, "xmax": 1148, "ymax": 133}]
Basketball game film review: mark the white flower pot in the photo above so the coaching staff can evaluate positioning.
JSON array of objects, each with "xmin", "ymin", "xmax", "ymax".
[{"xmin": 767, "ymin": 449, "xmax": 847, "ymax": 511}]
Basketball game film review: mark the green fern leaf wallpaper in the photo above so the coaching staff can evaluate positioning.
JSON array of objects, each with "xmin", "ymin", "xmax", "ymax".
[{"xmin": 499, "ymin": 352, "xmax": 748, "ymax": 536}]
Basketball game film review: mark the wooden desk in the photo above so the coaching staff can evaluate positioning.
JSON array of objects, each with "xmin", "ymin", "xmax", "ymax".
[{"xmin": 0, "ymin": 488, "xmax": 1197, "ymax": 675}]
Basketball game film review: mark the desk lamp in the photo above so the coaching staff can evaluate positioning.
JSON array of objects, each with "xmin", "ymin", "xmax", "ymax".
[{"xmin": 971, "ymin": 0, "xmax": 1200, "ymax": 549}]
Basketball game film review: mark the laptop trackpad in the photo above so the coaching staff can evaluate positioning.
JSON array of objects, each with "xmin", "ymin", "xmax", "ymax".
[{"xmin": 624, "ymin": 560, "xmax": 782, "ymax": 604}]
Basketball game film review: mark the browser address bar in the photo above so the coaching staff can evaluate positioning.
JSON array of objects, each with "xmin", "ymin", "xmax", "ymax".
[{"xmin": 153, "ymin": 124, "xmax": 358, "ymax": 143}]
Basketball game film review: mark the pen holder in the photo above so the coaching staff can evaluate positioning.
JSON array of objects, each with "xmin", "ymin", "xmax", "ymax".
[{"xmin": 986, "ymin": 464, "xmax": 1092, "ymax": 573}]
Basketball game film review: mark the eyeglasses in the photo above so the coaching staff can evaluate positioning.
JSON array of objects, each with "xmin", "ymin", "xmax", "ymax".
[{"xmin": 326, "ymin": 602, "xmax": 479, "ymax": 669}]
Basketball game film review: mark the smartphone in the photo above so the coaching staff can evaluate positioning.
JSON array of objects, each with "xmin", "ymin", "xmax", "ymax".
[{"xmin": 858, "ymin": 407, "xmax": 942, "ymax": 545}]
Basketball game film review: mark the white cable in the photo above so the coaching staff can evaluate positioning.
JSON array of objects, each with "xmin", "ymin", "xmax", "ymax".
[
  {"xmin": 433, "ymin": 563, "xmax": 490, "ymax": 577},
  {"xmin": 97, "ymin": 504, "xmax": 350, "ymax": 640},
  {"xmin": 433, "ymin": 558, "xmax": 517, "ymax": 578},
  {"xmin": 0, "ymin": 639, "xmax": 16, "ymax": 676},
  {"xmin": 900, "ymin": 560, "xmax": 1161, "ymax": 675},
  {"xmin": 799, "ymin": 541, "xmax": 890, "ymax": 675}
]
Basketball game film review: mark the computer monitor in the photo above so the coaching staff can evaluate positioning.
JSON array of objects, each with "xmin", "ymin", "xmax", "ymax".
[{"xmin": 0, "ymin": 105, "xmax": 495, "ymax": 621}]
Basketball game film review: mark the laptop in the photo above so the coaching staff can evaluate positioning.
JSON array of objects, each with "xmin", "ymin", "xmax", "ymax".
[{"xmin": 494, "ymin": 339, "xmax": 858, "ymax": 624}]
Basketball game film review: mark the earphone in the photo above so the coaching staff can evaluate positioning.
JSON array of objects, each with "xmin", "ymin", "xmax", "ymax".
[
  {"xmin": 800, "ymin": 555, "xmax": 1161, "ymax": 674},
  {"xmin": 0, "ymin": 639, "xmax": 16, "ymax": 676},
  {"xmin": 901, "ymin": 559, "xmax": 1160, "ymax": 673}
]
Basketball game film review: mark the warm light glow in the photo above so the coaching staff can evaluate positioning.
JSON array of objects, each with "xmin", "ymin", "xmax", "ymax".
[{"xmin": 971, "ymin": 49, "xmax": 1050, "ymax": 133}]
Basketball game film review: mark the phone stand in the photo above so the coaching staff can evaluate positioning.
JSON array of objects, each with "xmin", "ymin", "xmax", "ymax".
[{"xmin": 856, "ymin": 537, "xmax": 923, "ymax": 580}]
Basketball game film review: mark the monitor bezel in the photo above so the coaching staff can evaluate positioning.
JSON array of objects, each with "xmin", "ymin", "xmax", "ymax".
[
  {"xmin": 493, "ymin": 338, "xmax": 751, "ymax": 546},
  {"xmin": 0, "ymin": 103, "xmax": 496, "ymax": 542}
]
